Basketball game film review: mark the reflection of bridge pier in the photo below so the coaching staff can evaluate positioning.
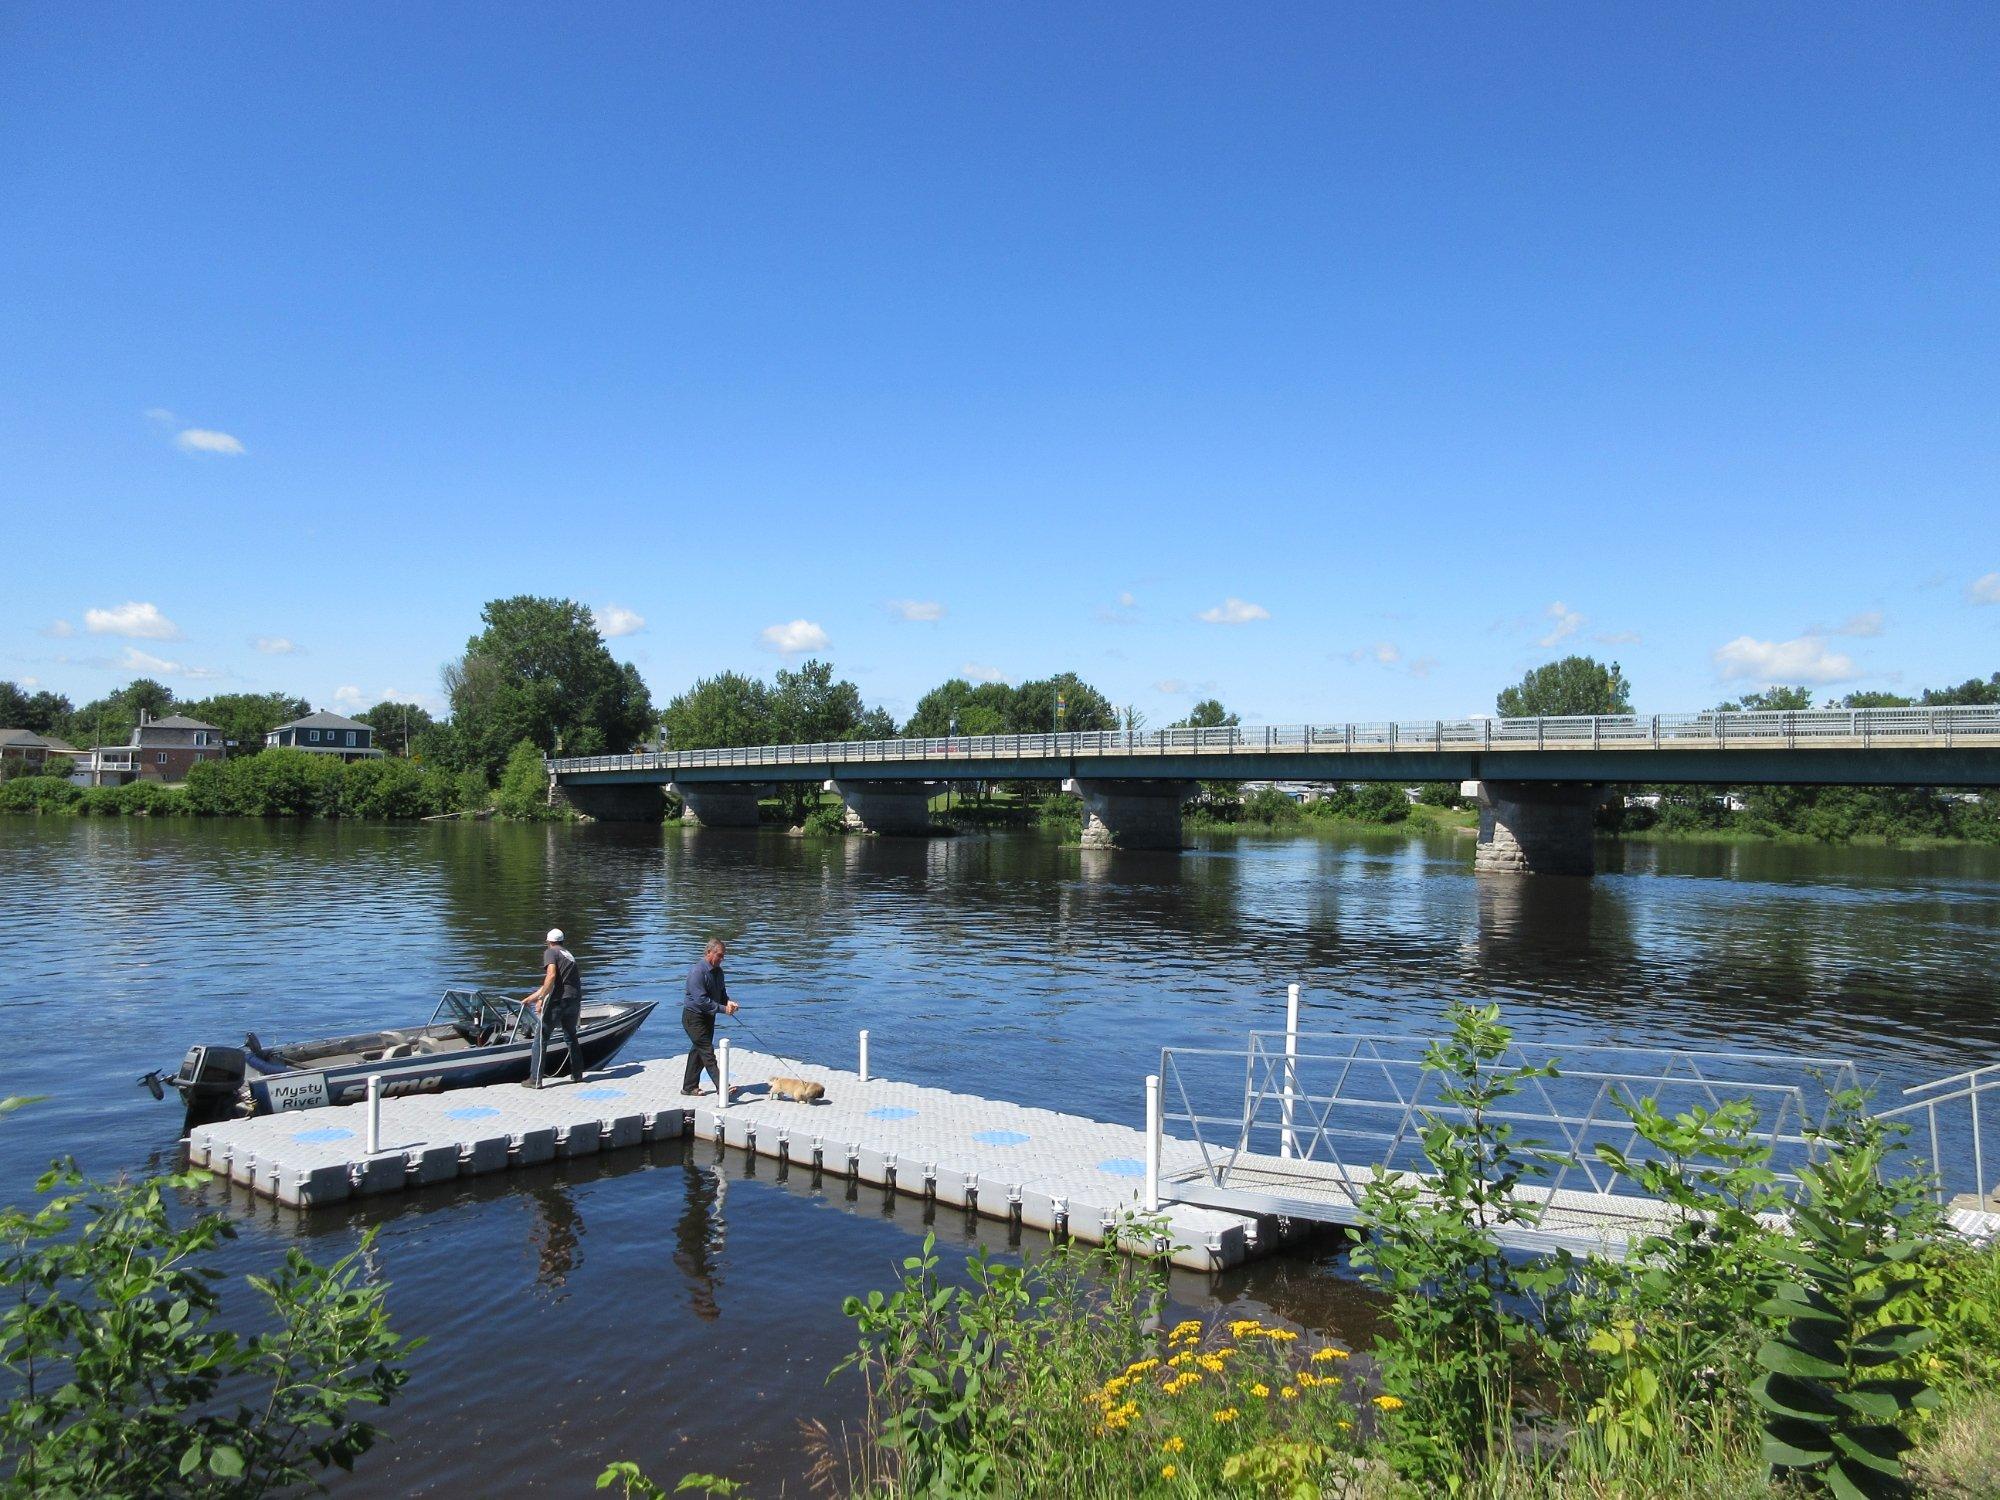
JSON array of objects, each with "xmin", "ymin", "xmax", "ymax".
[
  {"xmin": 826, "ymin": 779, "xmax": 937, "ymax": 836},
  {"xmin": 668, "ymin": 781, "xmax": 762, "ymax": 829}
]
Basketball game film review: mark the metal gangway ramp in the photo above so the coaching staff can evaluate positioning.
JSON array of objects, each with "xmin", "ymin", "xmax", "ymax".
[{"xmin": 1146, "ymin": 1005, "xmax": 1888, "ymax": 1259}]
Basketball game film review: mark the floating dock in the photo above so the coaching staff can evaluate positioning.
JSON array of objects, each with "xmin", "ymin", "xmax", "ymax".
[{"xmin": 186, "ymin": 1048, "xmax": 1277, "ymax": 1272}]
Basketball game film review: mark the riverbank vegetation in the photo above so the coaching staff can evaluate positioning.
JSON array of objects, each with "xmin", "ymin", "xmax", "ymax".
[
  {"xmin": 640, "ymin": 999, "xmax": 1998, "ymax": 1498},
  {"xmin": 0, "ymin": 1157, "xmax": 417, "ymax": 1494}
]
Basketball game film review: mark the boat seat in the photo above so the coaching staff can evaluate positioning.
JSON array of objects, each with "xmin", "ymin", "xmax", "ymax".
[{"xmin": 381, "ymin": 1042, "xmax": 418, "ymax": 1060}]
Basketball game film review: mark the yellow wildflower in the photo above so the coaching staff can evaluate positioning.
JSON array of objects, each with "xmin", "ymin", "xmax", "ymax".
[
  {"xmin": 1229, "ymin": 1318, "xmax": 1262, "ymax": 1338},
  {"xmin": 1337, "ymin": 1417, "xmax": 1353, "ymax": 1431},
  {"xmin": 1160, "ymin": 1465, "xmax": 1177, "ymax": 1481},
  {"xmin": 1281, "ymin": 1386, "xmax": 1299, "ymax": 1400},
  {"xmin": 1249, "ymin": 1382, "xmax": 1270, "ymax": 1399},
  {"xmin": 1170, "ymin": 1319, "xmax": 1203, "ymax": 1340},
  {"xmin": 1372, "ymin": 1394, "xmax": 1405, "ymax": 1412},
  {"xmin": 1167, "ymin": 1352, "xmax": 1193, "ymax": 1368},
  {"xmin": 1213, "ymin": 1407, "xmax": 1239, "ymax": 1424},
  {"xmin": 1161, "ymin": 1435, "xmax": 1185, "ymax": 1454},
  {"xmin": 1311, "ymin": 1346, "xmax": 1350, "ymax": 1363},
  {"xmin": 1214, "ymin": 1346, "xmax": 1240, "ymax": 1360},
  {"xmin": 1197, "ymin": 1355, "xmax": 1226, "ymax": 1373},
  {"xmin": 1125, "ymin": 1357, "xmax": 1161, "ymax": 1376},
  {"xmin": 1265, "ymin": 1328, "xmax": 1299, "ymax": 1342}
]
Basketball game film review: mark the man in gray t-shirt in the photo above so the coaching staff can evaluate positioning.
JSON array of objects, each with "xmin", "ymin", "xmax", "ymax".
[{"xmin": 524, "ymin": 927, "xmax": 585, "ymax": 1087}]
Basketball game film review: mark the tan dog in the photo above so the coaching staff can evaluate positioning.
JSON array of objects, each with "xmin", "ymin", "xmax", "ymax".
[{"xmin": 768, "ymin": 1076, "xmax": 827, "ymax": 1104}]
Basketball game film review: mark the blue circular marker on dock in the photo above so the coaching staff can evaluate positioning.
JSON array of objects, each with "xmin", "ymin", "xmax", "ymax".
[
  {"xmin": 291, "ymin": 1126, "xmax": 354, "ymax": 1144},
  {"xmin": 575, "ymin": 1087, "xmax": 624, "ymax": 1100},
  {"xmin": 867, "ymin": 1106, "xmax": 919, "ymax": 1121},
  {"xmin": 1097, "ymin": 1157, "xmax": 1146, "ymax": 1177},
  {"xmin": 972, "ymin": 1129, "xmax": 1030, "ymax": 1147},
  {"xmin": 444, "ymin": 1105, "xmax": 502, "ymax": 1121}
]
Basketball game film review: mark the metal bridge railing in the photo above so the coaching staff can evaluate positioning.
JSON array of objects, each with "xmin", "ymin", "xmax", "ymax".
[
  {"xmin": 549, "ymin": 705, "xmax": 2000, "ymax": 776},
  {"xmin": 1876, "ymin": 1064, "xmax": 2000, "ymax": 1209},
  {"xmin": 1153, "ymin": 1031, "xmax": 1862, "ymax": 1215}
]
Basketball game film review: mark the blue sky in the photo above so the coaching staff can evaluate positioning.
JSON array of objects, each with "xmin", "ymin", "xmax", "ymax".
[{"xmin": 3, "ymin": 4, "xmax": 1995, "ymax": 726}]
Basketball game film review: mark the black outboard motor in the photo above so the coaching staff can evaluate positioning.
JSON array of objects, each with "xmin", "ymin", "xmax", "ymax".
[{"xmin": 174, "ymin": 1044, "xmax": 247, "ymax": 1134}]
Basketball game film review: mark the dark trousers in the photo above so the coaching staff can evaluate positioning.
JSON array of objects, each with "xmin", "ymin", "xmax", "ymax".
[
  {"xmin": 533, "ymin": 999, "xmax": 583, "ymax": 1085},
  {"xmin": 681, "ymin": 1009, "xmax": 721, "ymax": 1093}
]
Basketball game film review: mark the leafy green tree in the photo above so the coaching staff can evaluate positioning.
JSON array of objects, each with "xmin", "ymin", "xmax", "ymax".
[
  {"xmin": 1010, "ymin": 673, "xmax": 1115, "ymax": 734},
  {"xmin": 0, "ymin": 682, "xmax": 28, "ymax": 727},
  {"xmin": 64, "ymin": 679, "xmax": 177, "ymax": 749},
  {"xmin": 494, "ymin": 739, "xmax": 558, "ymax": 821},
  {"xmin": 1920, "ymin": 672, "xmax": 2000, "ymax": 706},
  {"xmin": 1174, "ymin": 698, "xmax": 1239, "ymax": 730},
  {"xmin": 661, "ymin": 672, "xmax": 773, "ymax": 751},
  {"xmin": 21, "ymin": 691, "xmax": 73, "ymax": 737},
  {"xmin": 1716, "ymin": 686, "xmax": 1815, "ymax": 713},
  {"xmin": 1841, "ymin": 691, "xmax": 1914, "ymax": 709},
  {"xmin": 903, "ymin": 679, "xmax": 1011, "ymax": 737},
  {"xmin": 446, "ymin": 597, "xmax": 654, "ymax": 775},
  {"xmin": 1496, "ymin": 657, "xmax": 1633, "ymax": 718},
  {"xmin": 408, "ymin": 721, "xmax": 466, "ymax": 771},
  {"xmin": 358, "ymin": 700, "xmax": 435, "ymax": 758},
  {"xmin": 0, "ymin": 1162, "xmax": 415, "ymax": 1495},
  {"xmin": 770, "ymin": 660, "xmax": 867, "ymax": 744},
  {"xmin": 181, "ymin": 692, "xmax": 312, "ymax": 756}
]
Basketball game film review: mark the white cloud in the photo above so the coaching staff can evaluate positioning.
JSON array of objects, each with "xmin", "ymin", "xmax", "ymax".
[
  {"xmin": 888, "ymin": 599, "xmax": 945, "ymax": 623},
  {"xmin": 332, "ymin": 685, "xmax": 368, "ymax": 709},
  {"xmin": 1538, "ymin": 601, "xmax": 1584, "ymax": 648},
  {"xmin": 1197, "ymin": 597, "xmax": 1270, "ymax": 625},
  {"xmin": 42, "ymin": 619, "xmax": 74, "ymax": 638},
  {"xmin": 594, "ymin": 605, "xmax": 646, "ymax": 639},
  {"xmin": 961, "ymin": 663, "xmax": 1010, "ymax": 684},
  {"xmin": 143, "ymin": 407, "xmax": 178, "ymax": 427},
  {"xmin": 1713, "ymin": 634, "xmax": 1859, "ymax": 686},
  {"xmin": 1346, "ymin": 642, "xmax": 1403, "ymax": 666},
  {"xmin": 175, "ymin": 428, "xmax": 246, "ymax": 456},
  {"xmin": 120, "ymin": 646, "xmax": 220, "ymax": 681},
  {"xmin": 1154, "ymin": 678, "xmax": 1188, "ymax": 694},
  {"xmin": 1409, "ymin": 657, "xmax": 1438, "ymax": 678},
  {"xmin": 1836, "ymin": 610, "xmax": 1884, "ymax": 637},
  {"xmin": 252, "ymin": 636, "xmax": 298, "ymax": 655},
  {"xmin": 1117, "ymin": 591, "xmax": 1136, "ymax": 608},
  {"xmin": 1969, "ymin": 573, "xmax": 2000, "ymax": 605},
  {"xmin": 85, "ymin": 601, "xmax": 182, "ymax": 640},
  {"xmin": 1593, "ymin": 629, "xmax": 1643, "ymax": 646},
  {"xmin": 18, "ymin": 676, "xmax": 38, "ymax": 689},
  {"xmin": 759, "ymin": 619, "xmax": 829, "ymax": 655}
]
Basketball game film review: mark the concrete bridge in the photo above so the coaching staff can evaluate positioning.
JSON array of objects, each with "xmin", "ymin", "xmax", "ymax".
[{"xmin": 548, "ymin": 706, "xmax": 2000, "ymax": 875}]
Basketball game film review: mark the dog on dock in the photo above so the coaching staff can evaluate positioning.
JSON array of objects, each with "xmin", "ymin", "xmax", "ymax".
[{"xmin": 767, "ymin": 1076, "xmax": 827, "ymax": 1104}]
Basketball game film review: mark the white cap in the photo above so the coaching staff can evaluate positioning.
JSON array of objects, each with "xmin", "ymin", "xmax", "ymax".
[{"xmin": 545, "ymin": 928, "xmax": 564, "ymax": 944}]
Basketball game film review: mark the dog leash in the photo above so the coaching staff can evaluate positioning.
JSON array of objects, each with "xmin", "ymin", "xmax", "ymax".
[{"xmin": 722, "ymin": 1011, "xmax": 817, "ymax": 1080}]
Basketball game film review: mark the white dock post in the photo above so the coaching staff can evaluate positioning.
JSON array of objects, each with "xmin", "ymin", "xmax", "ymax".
[
  {"xmin": 1280, "ymin": 982, "xmax": 1301, "ymax": 1160},
  {"xmin": 717, "ymin": 1037, "xmax": 731, "ymax": 1104},
  {"xmin": 365, "ymin": 1074, "xmax": 383, "ymax": 1155},
  {"xmin": 858, "ymin": 1029, "xmax": 871, "ymax": 1083},
  {"xmin": 1144, "ymin": 1073, "xmax": 1161, "ymax": 1212}
]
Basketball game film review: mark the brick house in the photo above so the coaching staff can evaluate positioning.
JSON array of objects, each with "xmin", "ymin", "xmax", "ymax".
[
  {"xmin": 0, "ymin": 728, "xmax": 83, "ymax": 774},
  {"xmin": 83, "ymin": 713, "xmax": 227, "ymax": 785},
  {"xmin": 264, "ymin": 710, "xmax": 385, "ymax": 763}
]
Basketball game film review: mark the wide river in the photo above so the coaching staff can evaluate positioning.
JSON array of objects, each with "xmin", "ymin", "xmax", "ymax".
[{"xmin": 5, "ymin": 818, "xmax": 1999, "ymax": 1492}]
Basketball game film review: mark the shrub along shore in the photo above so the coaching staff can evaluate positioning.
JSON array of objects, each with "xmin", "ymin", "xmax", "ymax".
[{"xmin": 606, "ymin": 1001, "xmax": 2000, "ymax": 1499}]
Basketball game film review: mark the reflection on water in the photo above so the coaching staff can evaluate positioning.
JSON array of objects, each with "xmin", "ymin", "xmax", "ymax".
[{"xmin": 4, "ymin": 818, "xmax": 1999, "ymax": 1491}]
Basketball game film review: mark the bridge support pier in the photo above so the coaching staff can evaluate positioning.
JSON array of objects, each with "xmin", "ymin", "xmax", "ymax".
[
  {"xmin": 668, "ymin": 781, "xmax": 763, "ymax": 829},
  {"xmin": 558, "ymin": 781, "xmax": 665, "ymax": 822},
  {"xmin": 1065, "ymin": 778, "xmax": 1197, "ymax": 850},
  {"xmin": 826, "ymin": 780, "xmax": 937, "ymax": 835},
  {"xmin": 1467, "ymin": 780, "xmax": 1601, "ymax": 877}
]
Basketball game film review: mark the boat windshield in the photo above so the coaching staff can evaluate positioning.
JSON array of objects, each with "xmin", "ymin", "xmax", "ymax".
[{"xmin": 428, "ymin": 988, "xmax": 533, "ymax": 1044}]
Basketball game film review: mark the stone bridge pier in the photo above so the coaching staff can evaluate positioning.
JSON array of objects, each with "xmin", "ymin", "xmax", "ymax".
[
  {"xmin": 558, "ymin": 781, "xmax": 664, "ymax": 822},
  {"xmin": 668, "ymin": 781, "xmax": 763, "ymax": 828},
  {"xmin": 1465, "ymin": 780, "xmax": 1604, "ymax": 877},
  {"xmin": 1064, "ymin": 778, "xmax": 1198, "ymax": 850},
  {"xmin": 826, "ymin": 779, "xmax": 938, "ymax": 835}
]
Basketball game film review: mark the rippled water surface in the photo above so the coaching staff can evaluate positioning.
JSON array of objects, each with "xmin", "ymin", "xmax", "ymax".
[{"xmin": 5, "ymin": 819, "xmax": 1999, "ymax": 1492}]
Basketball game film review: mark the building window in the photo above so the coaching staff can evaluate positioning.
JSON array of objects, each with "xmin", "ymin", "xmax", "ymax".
[
  {"xmin": 345, "ymin": 731, "xmax": 356, "ymax": 746},
  {"xmin": 193, "ymin": 731, "xmax": 209, "ymax": 746},
  {"xmin": 156, "ymin": 753, "xmax": 167, "ymax": 765},
  {"xmin": 309, "ymin": 730, "xmax": 320, "ymax": 743}
]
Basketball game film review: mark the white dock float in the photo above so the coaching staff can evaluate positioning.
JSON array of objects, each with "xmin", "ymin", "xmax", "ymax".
[{"xmin": 186, "ymin": 1050, "xmax": 1273, "ymax": 1272}]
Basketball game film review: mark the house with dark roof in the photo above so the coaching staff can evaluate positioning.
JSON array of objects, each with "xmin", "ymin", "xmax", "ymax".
[
  {"xmin": 0, "ymin": 728, "xmax": 83, "ymax": 775},
  {"xmin": 265, "ymin": 710, "xmax": 384, "ymax": 763},
  {"xmin": 81, "ymin": 712, "xmax": 226, "ymax": 785}
]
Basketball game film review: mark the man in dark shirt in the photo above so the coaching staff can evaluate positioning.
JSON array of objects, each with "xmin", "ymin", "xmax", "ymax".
[
  {"xmin": 681, "ymin": 937, "xmax": 739, "ymax": 1097},
  {"xmin": 524, "ymin": 927, "xmax": 586, "ymax": 1088}
]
